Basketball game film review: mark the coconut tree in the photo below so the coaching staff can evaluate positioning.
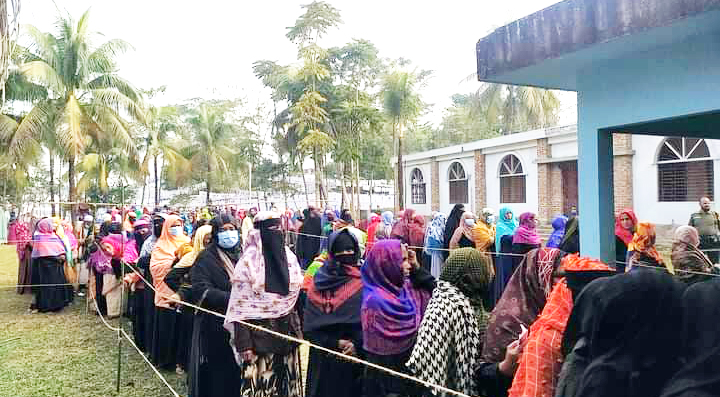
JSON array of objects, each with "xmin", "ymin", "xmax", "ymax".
[
  {"xmin": 382, "ymin": 70, "xmax": 422, "ymax": 210},
  {"xmin": 184, "ymin": 103, "xmax": 236, "ymax": 205},
  {"xmin": 7, "ymin": 10, "xmax": 143, "ymax": 215},
  {"xmin": 476, "ymin": 83, "xmax": 560, "ymax": 134}
]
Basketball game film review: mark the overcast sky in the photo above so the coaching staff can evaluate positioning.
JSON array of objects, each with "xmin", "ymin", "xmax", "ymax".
[{"xmin": 22, "ymin": 0, "xmax": 576, "ymax": 125}]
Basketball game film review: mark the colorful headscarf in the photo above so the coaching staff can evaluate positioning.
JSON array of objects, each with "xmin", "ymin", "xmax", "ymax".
[
  {"xmin": 424, "ymin": 212, "xmax": 447, "ymax": 254},
  {"xmin": 615, "ymin": 209, "xmax": 638, "ymax": 245},
  {"xmin": 671, "ymin": 225, "xmax": 714, "ymax": 284},
  {"xmin": 381, "ymin": 211, "xmax": 394, "ymax": 236},
  {"xmin": 366, "ymin": 214, "xmax": 382, "ymax": 252},
  {"xmin": 175, "ymin": 224, "xmax": 213, "ymax": 269},
  {"xmin": 361, "ymin": 239, "xmax": 431, "ymax": 355},
  {"xmin": 628, "ymin": 222, "xmax": 664, "ymax": 266},
  {"xmin": 495, "ymin": 207, "xmax": 518, "ymax": 249},
  {"xmin": 31, "ymin": 218, "xmax": 66, "ymax": 258},
  {"xmin": 546, "ymin": 215, "xmax": 568, "ymax": 248},
  {"xmin": 483, "ymin": 248, "xmax": 566, "ymax": 362},
  {"xmin": 440, "ymin": 248, "xmax": 493, "ymax": 321},
  {"xmin": 513, "ymin": 212, "xmax": 541, "ymax": 246},
  {"xmin": 101, "ymin": 234, "xmax": 139, "ymax": 264}
]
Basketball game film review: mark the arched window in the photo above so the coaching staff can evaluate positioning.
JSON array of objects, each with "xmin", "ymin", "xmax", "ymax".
[
  {"xmin": 448, "ymin": 162, "xmax": 468, "ymax": 204},
  {"xmin": 658, "ymin": 138, "xmax": 714, "ymax": 202},
  {"xmin": 499, "ymin": 154, "xmax": 526, "ymax": 203},
  {"xmin": 410, "ymin": 168, "xmax": 426, "ymax": 204}
]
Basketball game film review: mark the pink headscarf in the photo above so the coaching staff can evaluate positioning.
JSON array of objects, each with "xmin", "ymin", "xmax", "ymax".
[
  {"xmin": 513, "ymin": 212, "xmax": 541, "ymax": 246},
  {"xmin": 31, "ymin": 219, "xmax": 67, "ymax": 258},
  {"xmin": 101, "ymin": 234, "xmax": 139, "ymax": 264}
]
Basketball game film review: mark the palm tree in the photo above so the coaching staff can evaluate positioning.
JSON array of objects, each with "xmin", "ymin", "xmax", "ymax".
[
  {"xmin": 382, "ymin": 70, "xmax": 422, "ymax": 210},
  {"xmin": 476, "ymin": 83, "xmax": 560, "ymax": 134},
  {"xmin": 7, "ymin": 10, "xmax": 143, "ymax": 215},
  {"xmin": 140, "ymin": 104, "xmax": 189, "ymax": 207},
  {"xmin": 185, "ymin": 103, "xmax": 236, "ymax": 205}
]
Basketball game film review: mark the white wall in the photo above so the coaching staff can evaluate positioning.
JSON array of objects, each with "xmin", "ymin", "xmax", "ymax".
[
  {"xmin": 632, "ymin": 135, "xmax": 720, "ymax": 225},
  {"xmin": 439, "ymin": 155, "xmax": 475, "ymax": 215},
  {"xmin": 550, "ymin": 140, "xmax": 578, "ymax": 158},
  {"xmin": 485, "ymin": 147, "xmax": 539, "ymax": 216},
  {"xmin": 404, "ymin": 162, "xmax": 433, "ymax": 216}
]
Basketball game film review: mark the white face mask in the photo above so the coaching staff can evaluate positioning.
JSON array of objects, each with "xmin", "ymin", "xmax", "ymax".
[
  {"xmin": 486, "ymin": 215, "xmax": 496, "ymax": 224},
  {"xmin": 464, "ymin": 218, "xmax": 476, "ymax": 227}
]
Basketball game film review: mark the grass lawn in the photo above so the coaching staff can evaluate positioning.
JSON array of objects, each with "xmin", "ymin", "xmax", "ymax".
[{"xmin": 0, "ymin": 245, "xmax": 188, "ymax": 397}]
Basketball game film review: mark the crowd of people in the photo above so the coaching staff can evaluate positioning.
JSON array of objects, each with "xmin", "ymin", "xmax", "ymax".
[{"xmin": 5, "ymin": 197, "xmax": 720, "ymax": 397}]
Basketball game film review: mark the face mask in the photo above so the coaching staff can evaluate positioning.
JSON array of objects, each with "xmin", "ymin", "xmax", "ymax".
[
  {"xmin": 486, "ymin": 215, "xmax": 495, "ymax": 224},
  {"xmin": 169, "ymin": 226, "xmax": 183, "ymax": 236},
  {"xmin": 217, "ymin": 230, "xmax": 239, "ymax": 249},
  {"xmin": 334, "ymin": 253, "xmax": 356, "ymax": 265},
  {"xmin": 464, "ymin": 218, "xmax": 476, "ymax": 227}
]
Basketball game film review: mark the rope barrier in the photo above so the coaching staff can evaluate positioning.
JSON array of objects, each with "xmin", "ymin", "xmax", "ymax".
[
  {"xmin": 124, "ymin": 262, "xmax": 476, "ymax": 397},
  {"xmin": 0, "ymin": 283, "xmax": 83, "ymax": 289},
  {"xmin": 119, "ymin": 328, "xmax": 182, "ymax": 397}
]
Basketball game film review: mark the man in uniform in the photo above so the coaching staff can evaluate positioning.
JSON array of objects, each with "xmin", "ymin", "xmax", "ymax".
[{"xmin": 689, "ymin": 196, "xmax": 720, "ymax": 264}]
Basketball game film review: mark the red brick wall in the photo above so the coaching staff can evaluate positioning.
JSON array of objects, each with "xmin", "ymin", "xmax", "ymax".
[
  {"xmin": 537, "ymin": 139, "xmax": 551, "ymax": 223},
  {"xmin": 474, "ymin": 150, "xmax": 486, "ymax": 213}
]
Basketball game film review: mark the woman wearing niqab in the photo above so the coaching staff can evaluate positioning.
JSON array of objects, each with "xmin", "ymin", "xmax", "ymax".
[
  {"xmin": 224, "ymin": 211, "xmax": 304, "ymax": 397},
  {"xmin": 442, "ymin": 204, "xmax": 465, "ymax": 259}
]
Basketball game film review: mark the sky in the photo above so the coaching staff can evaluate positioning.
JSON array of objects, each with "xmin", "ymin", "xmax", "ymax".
[{"xmin": 22, "ymin": 0, "xmax": 576, "ymax": 126}]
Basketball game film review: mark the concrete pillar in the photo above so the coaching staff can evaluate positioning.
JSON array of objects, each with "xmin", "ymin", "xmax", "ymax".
[
  {"xmin": 474, "ymin": 150, "xmax": 486, "ymax": 213},
  {"xmin": 578, "ymin": 122, "xmax": 615, "ymax": 262},
  {"xmin": 431, "ymin": 158, "xmax": 440, "ymax": 212}
]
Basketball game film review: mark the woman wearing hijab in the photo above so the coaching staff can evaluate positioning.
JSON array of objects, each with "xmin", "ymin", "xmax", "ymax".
[
  {"xmin": 442, "ymin": 204, "xmax": 465, "ymax": 259},
  {"xmin": 165, "ymin": 224, "xmax": 214, "ymax": 374},
  {"xmin": 361, "ymin": 239, "xmax": 435, "ymax": 397},
  {"xmin": 392, "ymin": 209, "xmax": 428, "ymax": 268},
  {"xmin": 304, "ymin": 229, "xmax": 365, "ymax": 397},
  {"xmin": 546, "ymin": 215, "xmax": 568, "ymax": 249},
  {"xmin": 188, "ymin": 214, "xmax": 243, "ymax": 397},
  {"xmin": 134, "ymin": 214, "xmax": 165, "ymax": 355},
  {"xmin": 626, "ymin": 222, "xmax": 666, "ymax": 271},
  {"xmin": 381, "ymin": 211, "xmax": 394, "ymax": 237},
  {"xmin": 484, "ymin": 248, "xmax": 567, "ymax": 362},
  {"xmin": 224, "ymin": 211, "xmax": 303, "ymax": 396},
  {"xmin": 407, "ymin": 248, "xmax": 493, "ymax": 396},
  {"xmin": 556, "ymin": 269, "xmax": 684, "ymax": 397},
  {"xmin": 124, "ymin": 217, "xmax": 153, "ymax": 352},
  {"xmin": 11, "ymin": 217, "xmax": 33, "ymax": 295},
  {"xmin": 509, "ymin": 255, "xmax": 614, "ymax": 397},
  {"xmin": 31, "ymin": 218, "xmax": 73, "ymax": 313},
  {"xmin": 614, "ymin": 209, "xmax": 637, "ymax": 272},
  {"xmin": 366, "ymin": 213, "xmax": 382, "ymax": 253},
  {"xmin": 296, "ymin": 207, "xmax": 323, "ymax": 269},
  {"xmin": 671, "ymin": 225, "xmax": 715, "ymax": 285},
  {"xmin": 99, "ymin": 234, "xmax": 138, "ymax": 318},
  {"xmin": 495, "ymin": 207, "xmax": 517, "ymax": 248},
  {"xmin": 512, "ymin": 213, "xmax": 541, "ymax": 252},
  {"xmin": 424, "ymin": 212, "xmax": 447, "ymax": 278},
  {"xmin": 150, "ymin": 214, "xmax": 191, "ymax": 369},
  {"xmin": 558, "ymin": 216, "xmax": 580, "ymax": 254},
  {"xmin": 473, "ymin": 208, "xmax": 497, "ymax": 253},
  {"xmin": 659, "ymin": 278, "xmax": 720, "ymax": 397},
  {"xmin": 450, "ymin": 212, "xmax": 477, "ymax": 250}
]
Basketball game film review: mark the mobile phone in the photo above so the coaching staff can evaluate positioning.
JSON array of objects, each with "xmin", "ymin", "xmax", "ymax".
[{"xmin": 519, "ymin": 324, "xmax": 528, "ymax": 341}]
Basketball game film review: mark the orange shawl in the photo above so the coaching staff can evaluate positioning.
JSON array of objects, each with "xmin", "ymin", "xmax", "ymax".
[
  {"xmin": 150, "ymin": 214, "xmax": 190, "ymax": 308},
  {"xmin": 628, "ymin": 222, "xmax": 664, "ymax": 265}
]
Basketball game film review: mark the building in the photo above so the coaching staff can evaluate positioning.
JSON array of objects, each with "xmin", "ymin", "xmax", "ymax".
[
  {"xmin": 400, "ymin": 125, "xmax": 719, "ymax": 227},
  {"xmin": 474, "ymin": 0, "xmax": 720, "ymax": 261}
]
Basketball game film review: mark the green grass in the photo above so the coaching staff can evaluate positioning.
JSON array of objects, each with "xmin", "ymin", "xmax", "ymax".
[{"xmin": 0, "ymin": 245, "xmax": 188, "ymax": 397}]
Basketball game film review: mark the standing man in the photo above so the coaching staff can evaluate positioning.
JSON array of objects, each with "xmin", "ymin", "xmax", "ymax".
[{"xmin": 689, "ymin": 197, "xmax": 720, "ymax": 264}]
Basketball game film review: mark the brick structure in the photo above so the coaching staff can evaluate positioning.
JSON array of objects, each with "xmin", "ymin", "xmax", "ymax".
[
  {"xmin": 431, "ymin": 158, "xmax": 440, "ymax": 211},
  {"xmin": 548, "ymin": 164, "xmax": 564, "ymax": 220},
  {"xmin": 612, "ymin": 133, "xmax": 634, "ymax": 214},
  {"xmin": 536, "ymin": 139, "xmax": 552, "ymax": 223},
  {"xmin": 474, "ymin": 150, "xmax": 486, "ymax": 212}
]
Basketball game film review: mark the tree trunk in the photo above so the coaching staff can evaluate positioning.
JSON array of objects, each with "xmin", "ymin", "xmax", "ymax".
[
  {"xmin": 68, "ymin": 156, "xmax": 77, "ymax": 222},
  {"xmin": 392, "ymin": 123, "xmax": 398, "ymax": 212},
  {"xmin": 49, "ymin": 151, "xmax": 56, "ymax": 216},
  {"xmin": 340, "ymin": 162, "xmax": 347, "ymax": 210},
  {"xmin": 355, "ymin": 158, "xmax": 361, "ymax": 220},
  {"xmin": 206, "ymin": 162, "xmax": 212, "ymax": 205},
  {"xmin": 313, "ymin": 149, "xmax": 321, "ymax": 208},
  {"xmin": 154, "ymin": 155, "xmax": 159, "ymax": 207},
  {"xmin": 397, "ymin": 126, "xmax": 404, "ymax": 211},
  {"xmin": 300, "ymin": 157, "xmax": 310, "ymax": 207},
  {"xmin": 140, "ymin": 176, "xmax": 146, "ymax": 206},
  {"xmin": 369, "ymin": 169, "xmax": 374, "ymax": 213}
]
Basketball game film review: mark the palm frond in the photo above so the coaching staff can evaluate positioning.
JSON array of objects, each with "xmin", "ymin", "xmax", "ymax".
[
  {"xmin": 8, "ymin": 101, "xmax": 52, "ymax": 161},
  {"xmin": 91, "ymin": 88, "xmax": 146, "ymax": 124},
  {"xmin": 22, "ymin": 24, "xmax": 58, "ymax": 68},
  {"xmin": 19, "ymin": 60, "xmax": 64, "ymax": 94},
  {"xmin": 57, "ymin": 94, "xmax": 88, "ymax": 157}
]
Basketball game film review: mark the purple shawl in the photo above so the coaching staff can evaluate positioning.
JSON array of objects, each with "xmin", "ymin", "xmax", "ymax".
[
  {"xmin": 31, "ymin": 219, "xmax": 67, "ymax": 258},
  {"xmin": 513, "ymin": 212, "xmax": 541, "ymax": 246},
  {"xmin": 361, "ymin": 239, "xmax": 430, "ymax": 355}
]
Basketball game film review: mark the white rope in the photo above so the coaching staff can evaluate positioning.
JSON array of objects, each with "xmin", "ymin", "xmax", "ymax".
[
  {"xmin": 119, "ymin": 329, "xmax": 181, "ymax": 397},
  {"xmin": 126, "ymin": 263, "xmax": 476, "ymax": 397}
]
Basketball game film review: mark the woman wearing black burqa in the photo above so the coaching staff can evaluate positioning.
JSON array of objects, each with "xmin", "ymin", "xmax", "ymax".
[
  {"xmin": 296, "ymin": 207, "xmax": 322, "ymax": 269},
  {"xmin": 304, "ymin": 229, "xmax": 365, "ymax": 397},
  {"xmin": 660, "ymin": 278, "xmax": 720, "ymax": 397},
  {"xmin": 442, "ymin": 204, "xmax": 465, "ymax": 260},
  {"xmin": 556, "ymin": 269, "xmax": 684, "ymax": 397},
  {"xmin": 188, "ymin": 214, "xmax": 243, "ymax": 397},
  {"xmin": 137, "ymin": 214, "xmax": 165, "ymax": 357}
]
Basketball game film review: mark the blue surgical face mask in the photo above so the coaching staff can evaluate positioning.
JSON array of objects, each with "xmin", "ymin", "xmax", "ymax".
[
  {"xmin": 217, "ymin": 230, "xmax": 239, "ymax": 249},
  {"xmin": 169, "ymin": 226, "xmax": 184, "ymax": 237},
  {"xmin": 464, "ymin": 218, "xmax": 476, "ymax": 227}
]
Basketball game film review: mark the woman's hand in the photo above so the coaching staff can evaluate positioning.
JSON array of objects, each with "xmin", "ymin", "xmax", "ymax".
[
  {"xmin": 408, "ymin": 249, "xmax": 420, "ymax": 271},
  {"xmin": 498, "ymin": 338, "xmax": 525, "ymax": 377},
  {"xmin": 241, "ymin": 349, "xmax": 257, "ymax": 364},
  {"xmin": 338, "ymin": 339, "xmax": 356, "ymax": 356}
]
